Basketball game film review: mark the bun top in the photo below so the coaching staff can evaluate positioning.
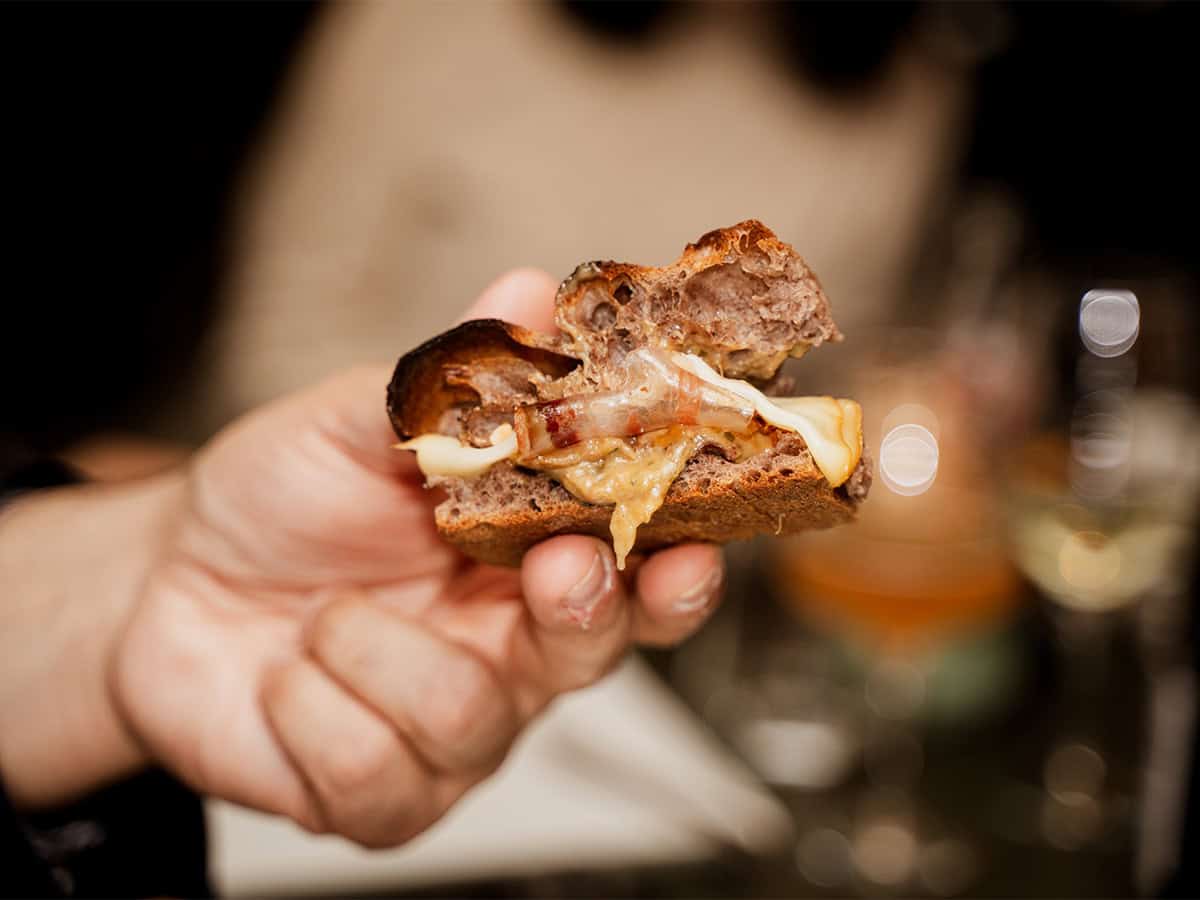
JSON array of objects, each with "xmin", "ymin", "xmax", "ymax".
[
  {"xmin": 389, "ymin": 221, "xmax": 843, "ymax": 440},
  {"xmin": 554, "ymin": 220, "xmax": 840, "ymax": 386}
]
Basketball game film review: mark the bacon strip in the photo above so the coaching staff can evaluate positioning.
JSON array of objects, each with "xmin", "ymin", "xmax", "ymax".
[
  {"xmin": 676, "ymin": 370, "xmax": 702, "ymax": 426},
  {"xmin": 513, "ymin": 348, "xmax": 754, "ymax": 458}
]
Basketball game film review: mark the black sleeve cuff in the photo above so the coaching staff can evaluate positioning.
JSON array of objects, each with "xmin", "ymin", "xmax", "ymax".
[{"xmin": 1, "ymin": 769, "xmax": 212, "ymax": 899}]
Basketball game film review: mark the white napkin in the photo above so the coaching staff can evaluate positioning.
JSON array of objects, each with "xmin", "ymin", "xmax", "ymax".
[{"xmin": 209, "ymin": 655, "xmax": 792, "ymax": 897}]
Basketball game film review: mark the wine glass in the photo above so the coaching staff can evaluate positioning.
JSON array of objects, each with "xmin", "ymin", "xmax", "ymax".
[{"xmin": 1003, "ymin": 280, "xmax": 1200, "ymax": 886}]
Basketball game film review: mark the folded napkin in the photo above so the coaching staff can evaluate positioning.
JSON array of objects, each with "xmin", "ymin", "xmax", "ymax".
[{"xmin": 209, "ymin": 655, "xmax": 792, "ymax": 896}]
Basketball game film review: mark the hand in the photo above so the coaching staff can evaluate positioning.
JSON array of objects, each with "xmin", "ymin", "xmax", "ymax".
[{"xmin": 0, "ymin": 270, "xmax": 725, "ymax": 848}]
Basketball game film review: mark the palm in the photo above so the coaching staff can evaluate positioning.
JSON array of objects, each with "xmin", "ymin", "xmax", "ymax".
[{"xmin": 185, "ymin": 367, "xmax": 463, "ymax": 598}]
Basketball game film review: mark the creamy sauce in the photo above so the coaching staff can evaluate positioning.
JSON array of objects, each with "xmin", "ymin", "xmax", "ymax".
[{"xmin": 526, "ymin": 426, "xmax": 772, "ymax": 569}]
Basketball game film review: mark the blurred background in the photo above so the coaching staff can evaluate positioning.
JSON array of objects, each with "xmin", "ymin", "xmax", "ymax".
[{"xmin": 4, "ymin": 1, "xmax": 1200, "ymax": 896}]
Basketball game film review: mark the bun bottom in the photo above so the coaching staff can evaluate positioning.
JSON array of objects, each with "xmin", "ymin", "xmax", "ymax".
[{"xmin": 431, "ymin": 436, "xmax": 869, "ymax": 567}]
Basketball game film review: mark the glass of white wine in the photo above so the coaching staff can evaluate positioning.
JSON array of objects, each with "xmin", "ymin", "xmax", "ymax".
[
  {"xmin": 1006, "ymin": 390, "xmax": 1200, "ymax": 616},
  {"xmin": 1004, "ymin": 283, "xmax": 1200, "ymax": 869}
]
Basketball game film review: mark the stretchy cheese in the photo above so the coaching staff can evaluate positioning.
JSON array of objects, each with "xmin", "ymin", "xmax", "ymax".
[{"xmin": 669, "ymin": 352, "xmax": 862, "ymax": 487}]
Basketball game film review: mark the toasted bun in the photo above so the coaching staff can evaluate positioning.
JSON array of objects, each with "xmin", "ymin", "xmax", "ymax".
[
  {"xmin": 388, "ymin": 319, "xmax": 576, "ymax": 440},
  {"xmin": 553, "ymin": 219, "xmax": 840, "ymax": 386},
  {"xmin": 388, "ymin": 221, "xmax": 870, "ymax": 566},
  {"xmin": 432, "ymin": 435, "xmax": 869, "ymax": 567}
]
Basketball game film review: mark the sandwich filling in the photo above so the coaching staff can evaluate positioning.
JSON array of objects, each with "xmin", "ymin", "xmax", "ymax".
[{"xmin": 400, "ymin": 350, "xmax": 862, "ymax": 568}]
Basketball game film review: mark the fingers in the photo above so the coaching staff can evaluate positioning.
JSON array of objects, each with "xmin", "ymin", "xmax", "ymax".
[
  {"xmin": 261, "ymin": 659, "xmax": 438, "ymax": 848},
  {"xmin": 263, "ymin": 540, "xmax": 723, "ymax": 848},
  {"xmin": 305, "ymin": 596, "xmax": 519, "ymax": 773},
  {"xmin": 520, "ymin": 537, "xmax": 725, "ymax": 697},
  {"xmin": 520, "ymin": 535, "xmax": 632, "ymax": 693},
  {"xmin": 630, "ymin": 543, "xmax": 725, "ymax": 646},
  {"xmin": 263, "ymin": 595, "xmax": 526, "ymax": 849},
  {"xmin": 460, "ymin": 268, "xmax": 559, "ymax": 332},
  {"xmin": 267, "ymin": 267, "xmax": 556, "ymax": 483}
]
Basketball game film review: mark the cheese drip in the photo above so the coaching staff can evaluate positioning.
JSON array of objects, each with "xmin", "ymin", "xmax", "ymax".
[{"xmin": 547, "ymin": 428, "xmax": 707, "ymax": 569}]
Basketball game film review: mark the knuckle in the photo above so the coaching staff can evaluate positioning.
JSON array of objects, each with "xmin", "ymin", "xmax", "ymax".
[
  {"xmin": 307, "ymin": 597, "xmax": 368, "ymax": 664},
  {"xmin": 422, "ymin": 654, "xmax": 507, "ymax": 750},
  {"xmin": 348, "ymin": 815, "xmax": 428, "ymax": 851},
  {"xmin": 261, "ymin": 661, "xmax": 304, "ymax": 710},
  {"xmin": 317, "ymin": 730, "xmax": 393, "ymax": 797},
  {"xmin": 332, "ymin": 781, "xmax": 437, "ymax": 850}
]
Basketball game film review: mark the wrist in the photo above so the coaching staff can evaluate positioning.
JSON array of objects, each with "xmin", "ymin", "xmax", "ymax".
[{"xmin": 0, "ymin": 469, "xmax": 187, "ymax": 808}]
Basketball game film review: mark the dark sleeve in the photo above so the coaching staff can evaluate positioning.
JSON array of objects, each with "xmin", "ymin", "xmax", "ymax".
[
  {"xmin": 0, "ymin": 780, "xmax": 62, "ymax": 898},
  {"xmin": 1, "ymin": 460, "xmax": 211, "ymax": 898},
  {"xmin": 1, "ymin": 770, "xmax": 212, "ymax": 900}
]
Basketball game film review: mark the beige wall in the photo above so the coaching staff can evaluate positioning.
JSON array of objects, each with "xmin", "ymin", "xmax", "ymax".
[{"xmin": 165, "ymin": 1, "xmax": 968, "ymax": 441}]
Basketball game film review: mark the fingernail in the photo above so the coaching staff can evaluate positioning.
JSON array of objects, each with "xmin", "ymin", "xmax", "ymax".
[
  {"xmin": 672, "ymin": 567, "xmax": 723, "ymax": 614},
  {"xmin": 563, "ymin": 548, "xmax": 613, "ymax": 628}
]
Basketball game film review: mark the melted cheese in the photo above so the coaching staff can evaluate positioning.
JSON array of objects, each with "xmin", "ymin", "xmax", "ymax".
[
  {"xmin": 669, "ymin": 352, "xmax": 862, "ymax": 487},
  {"xmin": 396, "ymin": 425, "xmax": 518, "ymax": 478},
  {"xmin": 398, "ymin": 353, "xmax": 863, "ymax": 565}
]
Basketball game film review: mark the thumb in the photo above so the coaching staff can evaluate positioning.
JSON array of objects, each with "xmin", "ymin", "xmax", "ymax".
[
  {"xmin": 285, "ymin": 270, "xmax": 560, "ymax": 485},
  {"xmin": 519, "ymin": 535, "xmax": 633, "ymax": 693}
]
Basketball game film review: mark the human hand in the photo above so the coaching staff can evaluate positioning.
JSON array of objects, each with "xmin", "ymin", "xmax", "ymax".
[{"xmin": 96, "ymin": 270, "xmax": 725, "ymax": 847}]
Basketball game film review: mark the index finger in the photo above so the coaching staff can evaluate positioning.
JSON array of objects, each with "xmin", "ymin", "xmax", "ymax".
[
  {"xmin": 459, "ymin": 268, "xmax": 559, "ymax": 333},
  {"xmin": 292, "ymin": 269, "xmax": 559, "ymax": 478}
]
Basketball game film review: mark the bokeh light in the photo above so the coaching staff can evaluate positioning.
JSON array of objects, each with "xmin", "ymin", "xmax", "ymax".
[
  {"xmin": 879, "ymin": 423, "xmax": 940, "ymax": 496},
  {"xmin": 1079, "ymin": 289, "xmax": 1140, "ymax": 358},
  {"xmin": 796, "ymin": 828, "xmax": 852, "ymax": 888}
]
